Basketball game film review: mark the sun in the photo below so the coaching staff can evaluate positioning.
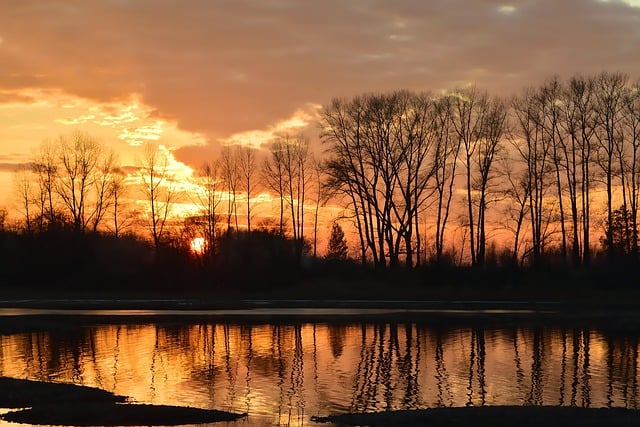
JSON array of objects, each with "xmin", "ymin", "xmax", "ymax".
[{"xmin": 190, "ymin": 237, "xmax": 206, "ymax": 254}]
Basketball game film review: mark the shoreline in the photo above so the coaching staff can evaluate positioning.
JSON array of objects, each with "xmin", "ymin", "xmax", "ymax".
[{"xmin": 1, "ymin": 297, "xmax": 640, "ymax": 331}]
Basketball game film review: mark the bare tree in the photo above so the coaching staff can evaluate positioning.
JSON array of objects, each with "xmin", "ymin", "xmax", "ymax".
[
  {"xmin": 431, "ymin": 95, "xmax": 461, "ymax": 264},
  {"xmin": 237, "ymin": 146, "xmax": 258, "ymax": 232},
  {"xmin": 310, "ymin": 155, "xmax": 326, "ymax": 258},
  {"xmin": 55, "ymin": 131, "xmax": 102, "ymax": 232},
  {"xmin": 13, "ymin": 165, "xmax": 34, "ymax": 233},
  {"xmin": 110, "ymin": 169, "xmax": 135, "ymax": 238},
  {"xmin": 221, "ymin": 145, "xmax": 239, "ymax": 231},
  {"xmin": 512, "ymin": 87, "xmax": 553, "ymax": 265},
  {"xmin": 473, "ymin": 95, "xmax": 507, "ymax": 266},
  {"xmin": 262, "ymin": 138, "xmax": 289, "ymax": 236},
  {"xmin": 323, "ymin": 91, "xmax": 439, "ymax": 268},
  {"xmin": 283, "ymin": 135, "xmax": 310, "ymax": 259},
  {"xmin": 32, "ymin": 140, "xmax": 58, "ymax": 231},
  {"xmin": 621, "ymin": 80, "xmax": 640, "ymax": 257},
  {"xmin": 501, "ymin": 160, "xmax": 531, "ymax": 265},
  {"xmin": 565, "ymin": 75, "xmax": 597, "ymax": 265},
  {"xmin": 540, "ymin": 78, "xmax": 569, "ymax": 263},
  {"xmin": 451, "ymin": 87, "xmax": 505, "ymax": 267},
  {"xmin": 89, "ymin": 149, "xmax": 119, "ymax": 232},
  {"xmin": 138, "ymin": 144, "xmax": 175, "ymax": 249},
  {"xmin": 593, "ymin": 71, "xmax": 629, "ymax": 259},
  {"xmin": 195, "ymin": 160, "xmax": 223, "ymax": 256}
]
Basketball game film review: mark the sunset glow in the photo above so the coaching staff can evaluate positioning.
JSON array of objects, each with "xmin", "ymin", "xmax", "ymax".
[
  {"xmin": 190, "ymin": 237, "xmax": 205, "ymax": 254},
  {"xmin": 1, "ymin": 1, "xmax": 640, "ymax": 261}
]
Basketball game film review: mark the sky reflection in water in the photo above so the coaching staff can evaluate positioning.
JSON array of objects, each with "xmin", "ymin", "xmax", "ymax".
[{"xmin": 0, "ymin": 318, "xmax": 638, "ymax": 426}]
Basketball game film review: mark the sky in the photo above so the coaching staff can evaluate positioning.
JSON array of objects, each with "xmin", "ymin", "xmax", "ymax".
[{"xmin": 1, "ymin": 0, "xmax": 640, "ymax": 215}]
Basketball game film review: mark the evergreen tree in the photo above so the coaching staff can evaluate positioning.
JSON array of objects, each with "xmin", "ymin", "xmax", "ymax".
[{"xmin": 326, "ymin": 222, "xmax": 348, "ymax": 260}]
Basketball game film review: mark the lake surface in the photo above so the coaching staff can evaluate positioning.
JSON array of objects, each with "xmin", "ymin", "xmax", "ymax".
[{"xmin": 0, "ymin": 311, "xmax": 639, "ymax": 426}]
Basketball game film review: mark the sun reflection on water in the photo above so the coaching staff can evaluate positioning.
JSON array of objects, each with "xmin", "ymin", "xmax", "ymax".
[{"xmin": 0, "ymin": 321, "xmax": 639, "ymax": 426}]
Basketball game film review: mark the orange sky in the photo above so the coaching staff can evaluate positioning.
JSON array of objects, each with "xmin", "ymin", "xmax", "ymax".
[{"xmin": 2, "ymin": 0, "xmax": 640, "ymax": 241}]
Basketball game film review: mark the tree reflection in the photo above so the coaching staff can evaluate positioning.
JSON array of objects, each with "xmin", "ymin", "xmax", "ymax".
[
  {"xmin": 2, "ymin": 320, "xmax": 640, "ymax": 424},
  {"xmin": 328, "ymin": 325, "xmax": 347, "ymax": 359},
  {"xmin": 434, "ymin": 328, "xmax": 453, "ymax": 407}
]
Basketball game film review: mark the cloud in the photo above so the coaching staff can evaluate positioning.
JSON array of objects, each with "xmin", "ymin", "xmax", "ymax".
[
  {"xmin": 0, "ymin": 162, "xmax": 30, "ymax": 172},
  {"xmin": 221, "ymin": 104, "xmax": 321, "ymax": 149},
  {"xmin": 1, "ymin": 0, "xmax": 639, "ymax": 168}
]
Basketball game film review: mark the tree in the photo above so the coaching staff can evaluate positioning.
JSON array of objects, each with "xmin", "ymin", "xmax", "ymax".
[
  {"xmin": 322, "ymin": 91, "xmax": 438, "ymax": 268},
  {"xmin": 310, "ymin": 155, "xmax": 326, "ymax": 258},
  {"xmin": 90, "ymin": 148, "xmax": 119, "ymax": 232},
  {"xmin": 194, "ymin": 161, "xmax": 223, "ymax": 257},
  {"xmin": 55, "ymin": 131, "xmax": 101, "ymax": 232},
  {"xmin": 110, "ymin": 169, "xmax": 136, "ymax": 238},
  {"xmin": 621, "ymin": 80, "xmax": 640, "ymax": 258},
  {"xmin": 26, "ymin": 132, "xmax": 120, "ymax": 234},
  {"xmin": 501, "ymin": 160, "xmax": 531, "ymax": 265},
  {"xmin": 601, "ymin": 205, "xmax": 637, "ymax": 256},
  {"xmin": 238, "ymin": 146, "xmax": 258, "ymax": 232},
  {"xmin": 221, "ymin": 145, "xmax": 240, "ymax": 231},
  {"xmin": 283, "ymin": 135, "xmax": 310, "ymax": 259},
  {"xmin": 138, "ymin": 143, "xmax": 175, "ymax": 249},
  {"xmin": 565, "ymin": 75, "xmax": 597, "ymax": 265},
  {"xmin": 594, "ymin": 72, "xmax": 629, "ymax": 260},
  {"xmin": 451, "ymin": 87, "xmax": 505, "ymax": 267},
  {"xmin": 32, "ymin": 140, "xmax": 58, "ymax": 231},
  {"xmin": 450, "ymin": 87, "xmax": 487, "ymax": 267},
  {"xmin": 262, "ymin": 138, "xmax": 288, "ymax": 236},
  {"xmin": 326, "ymin": 222, "xmax": 348, "ymax": 260},
  {"xmin": 473, "ymin": 95, "xmax": 507, "ymax": 267},
  {"xmin": 13, "ymin": 165, "xmax": 34, "ymax": 233},
  {"xmin": 432, "ymin": 94, "xmax": 461, "ymax": 265},
  {"xmin": 512, "ymin": 87, "xmax": 554, "ymax": 266}
]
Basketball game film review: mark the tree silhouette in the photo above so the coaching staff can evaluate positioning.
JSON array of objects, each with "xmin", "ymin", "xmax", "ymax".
[
  {"xmin": 326, "ymin": 222, "xmax": 348, "ymax": 260},
  {"xmin": 138, "ymin": 143, "xmax": 175, "ymax": 250},
  {"xmin": 601, "ymin": 205, "xmax": 637, "ymax": 256}
]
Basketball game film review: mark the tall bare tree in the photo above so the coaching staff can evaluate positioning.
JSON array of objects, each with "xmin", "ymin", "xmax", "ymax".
[
  {"xmin": 566, "ymin": 75, "xmax": 597, "ymax": 264},
  {"xmin": 262, "ymin": 137, "xmax": 289, "ymax": 236},
  {"xmin": 593, "ymin": 71, "xmax": 629, "ymax": 259},
  {"xmin": 512, "ymin": 87, "xmax": 553, "ymax": 265},
  {"xmin": 238, "ymin": 146, "xmax": 258, "ymax": 232},
  {"xmin": 89, "ymin": 149, "xmax": 119, "ymax": 232},
  {"xmin": 621, "ymin": 80, "xmax": 640, "ymax": 256},
  {"xmin": 13, "ymin": 165, "xmax": 34, "ymax": 233},
  {"xmin": 138, "ymin": 144, "xmax": 175, "ymax": 249},
  {"xmin": 431, "ymin": 95, "xmax": 461, "ymax": 264},
  {"xmin": 32, "ymin": 140, "xmax": 58, "ymax": 231},
  {"xmin": 221, "ymin": 145, "xmax": 239, "ymax": 231},
  {"xmin": 283, "ymin": 135, "xmax": 310, "ymax": 258},
  {"xmin": 195, "ymin": 161, "xmax": 223, "ymax": 256},
  {"xmin": 55, "ymin": 131, "xmax": 102, "ymax": 232}
]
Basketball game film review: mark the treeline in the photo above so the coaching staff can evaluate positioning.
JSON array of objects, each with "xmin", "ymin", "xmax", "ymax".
[
  {"xmin": 4, "ymin": 71, "xmax": 640, "ymax": 286},
  {"xmin": 321, "ymin": 72, "xmax": 640, "ymax": 268}
]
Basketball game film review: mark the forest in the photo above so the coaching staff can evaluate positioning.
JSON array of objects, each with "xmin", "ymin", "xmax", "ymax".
[{"xmin": 1, "ymin": 71, "xmax": 639, "ymax": 292}]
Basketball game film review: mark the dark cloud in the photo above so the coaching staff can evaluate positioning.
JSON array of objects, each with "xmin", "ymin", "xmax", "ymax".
[
  {"xmin": 0, "ymin": 162, "xmax": 30, "ymax": 172},
  {"xmin": 1, "ymin": 0, "xmax": 640, "ymax": 166}
]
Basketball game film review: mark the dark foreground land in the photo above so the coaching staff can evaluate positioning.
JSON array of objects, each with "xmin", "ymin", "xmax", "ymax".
[
  {"xmin": 3, "ymin": 378, "xmax": 640, "ymax": 427},
  {"xmin": 312, "ymin": 406, "xmax": 640, "ymax": 427},
  {"xmin": 0, "ymin": 377, "xmax": 246, "ymax": 425}
]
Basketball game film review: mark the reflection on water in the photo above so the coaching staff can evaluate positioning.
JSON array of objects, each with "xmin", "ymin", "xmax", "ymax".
[{"xmin": 1, "ymin": 321, "xmax": 639, "ymax": 425}]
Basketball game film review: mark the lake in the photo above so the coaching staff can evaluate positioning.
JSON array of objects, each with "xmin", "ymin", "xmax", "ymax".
[{"xmin": 0, "ymin": 309, "xmax": 638, "ymax": 426}]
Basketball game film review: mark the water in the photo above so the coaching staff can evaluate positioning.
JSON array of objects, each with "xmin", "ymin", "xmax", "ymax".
[{"xmin": 0, "ymin": 312, "xmax": 639, "ymax": 426}]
